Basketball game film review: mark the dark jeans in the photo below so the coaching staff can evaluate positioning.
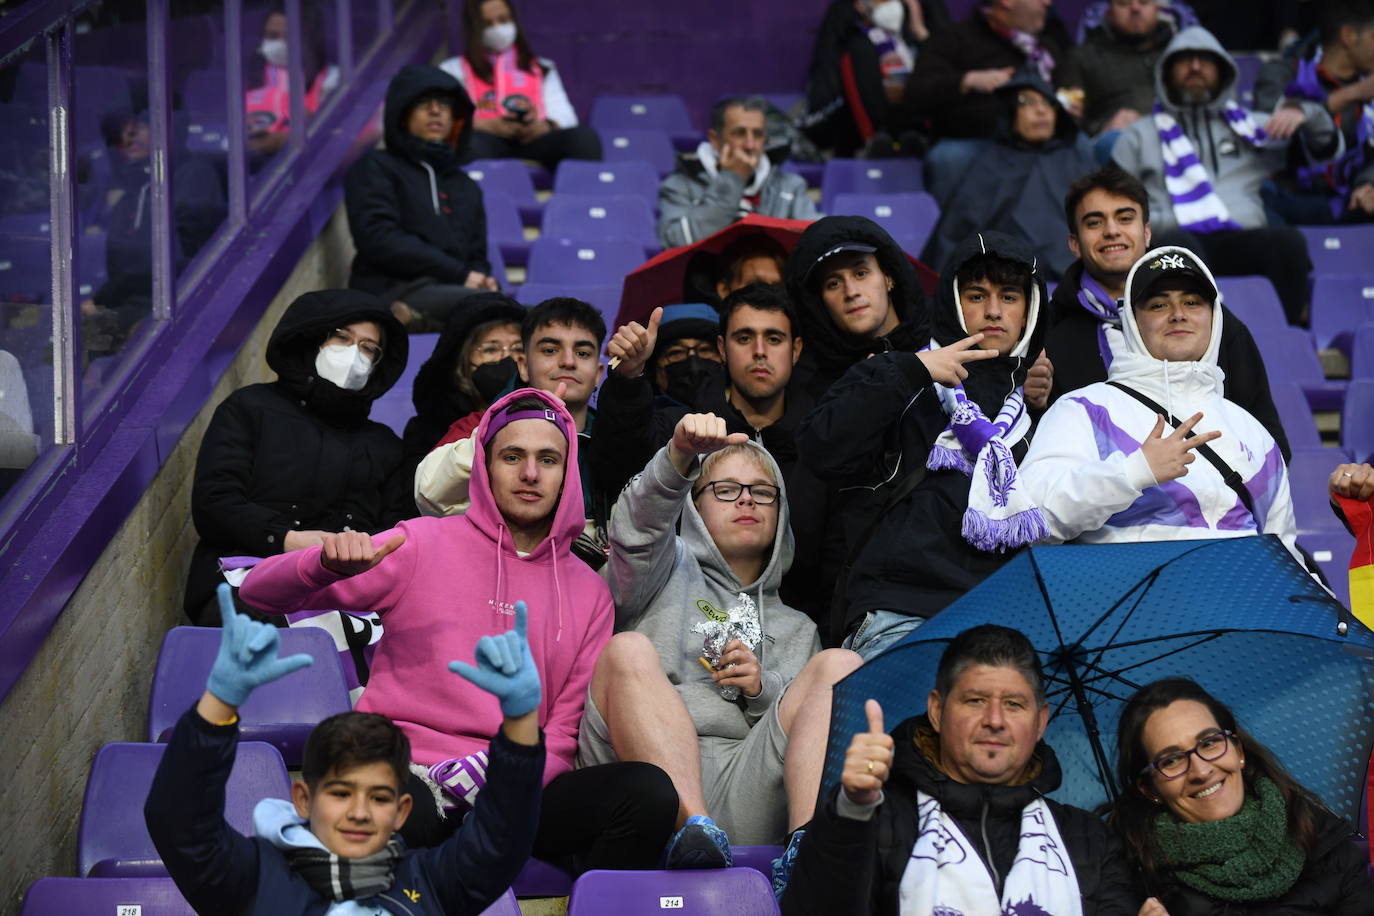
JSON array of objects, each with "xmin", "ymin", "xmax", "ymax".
[
  {"xmin": 403, "ymin": 760, "xmax": 678, "ymax": 874},
  {"xmin": 464, "ymin": 125, "xmax": 603, "ymax": 171},
  {"xmin": 1151, "ymin": 226, "xmax": 1312, "ymax": 325}
]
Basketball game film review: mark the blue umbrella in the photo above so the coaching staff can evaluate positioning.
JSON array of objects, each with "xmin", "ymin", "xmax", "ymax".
[{"xmin": 824, "ymin": 536, "xmax": 1374, "ymax": 823}]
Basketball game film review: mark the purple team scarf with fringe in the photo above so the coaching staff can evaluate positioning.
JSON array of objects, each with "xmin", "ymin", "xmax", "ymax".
[
  {"xmin": 1153, "ymin": 100, "xmax": 1267, "ymax": 233},
  {"xmin": 1285, "ymin": 47, "xmax": 1374, "ymax": 219}
]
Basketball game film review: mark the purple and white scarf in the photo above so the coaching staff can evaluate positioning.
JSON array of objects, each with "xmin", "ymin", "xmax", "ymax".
[
  {"xmin": 1153, "ymin": 101, "xmax": 1267, "ymax": 233},
  {"xmin": 925, "ymin": 350, "xmax": 1047, "ymax": 551},
  {"xmin": 1004, "ymin": 28, "xmax": 1056, "ymax": 83},
  {"xmin": 1285, "ymin": 46, "xmax": 1374, "ymax": 219},
  {"xmin": 1076, "ymin": 271, "xmax": 1124, "ymax": 371}
]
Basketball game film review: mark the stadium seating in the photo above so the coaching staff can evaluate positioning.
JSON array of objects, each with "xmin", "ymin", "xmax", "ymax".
[
  {"xmin": 1352, "ymin": 323, "xmax": 1374, "ymax": 380},
  {"xmin": 1288, "ymin": 449, "xmax": 1353, "ymax": 539},
  {"xmin": 731, "ymin": 845, "xmax": 785, "ymax": 878},
  {"xmin": 566, "ymin": 867, "xmax": 779, "ymax": 916},
  {"xmin": 1298, "ymin": 528, "xmax": 1356, "ymax": 608},
  {"xmin": 512, "ymin": 858, "xmax": 574, "ymax": 897},
  {"xmin": 1343, "ymin": 379, "xmax": 1374, "ymax": 461},
  {"xmin": 1300, "ymin": 225, "xmax": 1374, "ymax": 277},
  {"xmin": 466, "ymin": 159, "xmax": 542, "ymax": 223},
  {"xmin": 829, "ymin": 191, "xmax": 940, "ymax": 259},
  {"xmin": 1253, "ymin": 326, "xmax": 1346, "ymax": 412},
  {"xmin": 1310, "ymin": 273, "xmax": 1374, "ymax": 355},
  {"xmin": 1270, "ymin": 380, "xmax": 1325, "ymax": 453},
  {"xmin": 515, "ymin": 281, "xmax": 622, "ymax": 326},
  {"xmin": 78, "ymin": 740, "xmax": 290, "ymax": 877},
  {"xmin": 596, "ymin": 128, "xmax": 678, "ymax": 178},
  {"xmin": 554, "ymin": 159, "xmax": 660, "ymax": 206},
  {"xmin": 821, "ymin": 158, "xmax": 923, "ymax": 212},
  {"xmin": 525, "ymin": 238, "xmax": 647, "ymax": 287},
  {"xmin": 542, "ymin": 193, "xmax": 659, "ymax": 250},
  {"xmin": 484, "ymin": 191, "xmax": 530, "ymax": 267},
  {"xmin": 147, "ymin": 626, "xmax": 351, "ymax": 765},
  {"xmin": 20, "ymin": 877, "xmax": 195, "ymax": 915},
  {"xmin": 1216, "ymin": 276, "xmax": 1287, "ymax": 333},
  {"xmin": 590, "ymin": 94, "xmax": 696, "ymax": 149}
]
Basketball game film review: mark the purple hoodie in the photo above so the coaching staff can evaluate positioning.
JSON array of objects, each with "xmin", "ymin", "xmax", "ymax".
[{"xmin": 240, "ymin": 388, "xmax": 612, "ymax": 783}]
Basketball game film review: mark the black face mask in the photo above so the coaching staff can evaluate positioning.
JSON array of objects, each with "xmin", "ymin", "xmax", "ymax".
[
  {"xmin": 471, "ymin": 357, "xmax": 517, "ymax": 404},
  {"xmin": 661, "ymin": 356, "xmax": 720, "ymax": 405}
]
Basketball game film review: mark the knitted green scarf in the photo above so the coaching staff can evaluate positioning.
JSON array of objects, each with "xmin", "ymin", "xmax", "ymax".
[{"xmin": 1152, "ymin": 776, "xmax": 1305, "ymax": 902}]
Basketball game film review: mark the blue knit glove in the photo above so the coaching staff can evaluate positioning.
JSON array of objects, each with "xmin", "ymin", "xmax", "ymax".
[
  {"xmin": 448, "ymin": 600, "xmax": 542, "ymax": 718},
  {"xmin": 206, "ymin": 584, "xmax": 314, "ymax": 707}
]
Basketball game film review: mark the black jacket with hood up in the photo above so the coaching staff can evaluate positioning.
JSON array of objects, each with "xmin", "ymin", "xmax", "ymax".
[
  {"xmin": 345, "ymin": 66, "xmax": 490, "ymax": 296},
  {"xmin": 1045, "ymin": 260, "xmax": 1290, "ymax": 461},
  {"xmin": 781, "ymin": 714, "xmax": 1138, "ymax": 915},
  {"xmin": 799, "ymin": 231, "xmax": 1047, "ymax": 636},
  {"xmin": 185, "ymin": 290, "xmax": 411, "ymax": 621}
]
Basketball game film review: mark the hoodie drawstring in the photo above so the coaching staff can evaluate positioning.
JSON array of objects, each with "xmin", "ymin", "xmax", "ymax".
[
  {"xmin": 419, "ymin": 160, "xmax": 440, "ymax": 216},
  {"xmin": 551, "ymin": 535, "xmax": 564, "ymax": 644},
  {"xmin": 495, "ymin": 525, "xmax": 507, "ymax": 630}
]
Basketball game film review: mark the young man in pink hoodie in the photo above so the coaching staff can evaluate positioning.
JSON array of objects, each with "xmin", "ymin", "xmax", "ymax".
[{"xmin": 241, "ymin": 387, "xmax": 678, "ymax": 872}]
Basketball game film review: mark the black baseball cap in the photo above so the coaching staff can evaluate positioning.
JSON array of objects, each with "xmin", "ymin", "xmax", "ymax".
[
  {"xmin": 803, "ymin": 242, "xmax": 878, "ymax": 285},
  {"xmin": 1130, "ymin": 248, "xmax": 1217, "ymax": 308}
]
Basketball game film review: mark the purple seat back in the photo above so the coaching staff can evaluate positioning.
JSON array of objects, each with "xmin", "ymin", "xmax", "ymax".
[
  {"xmin": 590, "ymin": 94, "xmax": 695, "ymax": 139},
  {"xmin": 0, "ymin": 235, "xmax": 51, "ymax": 302},
  {"xmin": 479, "ymin": 889, "xmax": 522, "ymax": 915},
  {"xmin": 21, "ymin": 877, "xmax": 195, "ymax": 915},
  {"xmin": 1254, "ymin": 326, "xmax": 1346, "ymax": 412},
  {"xmin": 781, "ymin": 159, "xmax": 823, "ymax": 189},
  {"xmin": 829, "ymin": 192, "xmax": 940, "ymax": 258},
  {"xmin": 466, "ymin": 160, "xmax": 541, "ymax": 223},
  {"xmin": 1311, "ymin": 273, "xmax": 1374, "ymax": 354},
  {"xmin": 1344, "ymin": 379, "xmax": 1374, "ymax": 462},
  {"xmin": 566, "ymin": 868, "xmax": 779, "ymax": 916},
  {"xmin": 1271, "ymin": 380, "xmax": 1323, "ymax": 453},
  {"xmin": 515, "ymin": 282, "xmax": 621, "ymax": 327},
  {"xmin": 484, "ymin": 191, "xmax": 530, "ymax": 266},
  {"xmin": 554, "ymin": 160, "xmax": 661, "ymax": 208},
  {"xmin": 147, "ymin": 626, "xmax": 351, "ymax": 765},
  {"xmin": 79, "ymin": 740, "xmax": 290, "ymax": 877},
  {"xmin": 1300, "ymin": 226, "xmax": 1374, "ymax": 277},
  {"xmin": 730, "ymin": 845, "xmax": 783, "ymax": 877},
  {"xmin": 1287, "ymin": 448, "xmax": 1353, "ymax": 538},
  {"xmin": 821, "ymin": 158, "xmax": 923, "ymax": 212},
  {"xmin": 512, "ymin": 857, "xmax": 573, "ymax": 897},
  {"xmin": 1217, "ymin": 275, "xmax": 1286, "ymax": 334},
  {"xmin": 1353, "ymin": 323, "xmax": 1374, "ymax": 380},
  {"xmin": 596, "ymin": 128, "xmax": 678, "ymax": 178},
  {"xmin": 542, "ymin": 193, "xmax": 658, "ymax": 249},
  {"xmin": 1297, "ymin": 528, "xmax": 1356, "ymax": 608},
  {"xmin": 525, "ymin": 237, "xmax": 647, "ymax": 287}
]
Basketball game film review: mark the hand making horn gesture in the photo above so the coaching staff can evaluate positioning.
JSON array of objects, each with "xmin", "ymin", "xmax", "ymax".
[
  {"xmin": 842, "ymin": 699, "xmax": 895, "ymax": 806},
  {"xmin": 1139, "ymin": 413, "xmax": 1222, "ymax": 484},
  {"xmin": 916, "ymin": 333, "xmax": 1000, "ymax": 386}
]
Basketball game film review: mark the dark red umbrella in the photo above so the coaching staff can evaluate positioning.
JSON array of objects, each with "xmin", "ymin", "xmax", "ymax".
[{"xmin": 614, "ymin": 214, "xmax": 937, "ymax": 330}]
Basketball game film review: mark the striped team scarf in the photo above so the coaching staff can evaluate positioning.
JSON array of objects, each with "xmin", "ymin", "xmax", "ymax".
[
  {"xmin": 1076, "ymin": 271, "xmax": 1124, "ymax": 371},
  {"xmin": 1285, "ymin": 46, "xmax": 1374, "ymax": 219},
  {"xmin": 1153, "ymin": 100, "xmax": 1267, "ymax": 233}
]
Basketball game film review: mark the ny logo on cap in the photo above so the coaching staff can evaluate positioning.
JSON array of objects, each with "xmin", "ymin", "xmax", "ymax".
[{"xmin": 1153, "ymin": 254, "xmax": 1188, "ymax": 270}]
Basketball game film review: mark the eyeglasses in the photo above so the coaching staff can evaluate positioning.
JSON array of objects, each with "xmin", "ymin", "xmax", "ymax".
[
  {"xmin": 476, "ymin": 341, "xmax": 524, "ymax": 359},
  {"xmin": 328, "ymin": 328, "xmax": 383, "ymax": 363},
  {"xmin": 693, "ymin": 480, "xmax": 780, "ymax": 505},
  {"xmin": 1140, "ymin": 729, "xmax": 1236, "ymax": 780},
  {"xmin": 1016, "ymin": 92, "xmax": 1050, "ymax": 108},
  {"xmin": 660, "ymin": 342, "xmax": 721, "ymax": 364}
]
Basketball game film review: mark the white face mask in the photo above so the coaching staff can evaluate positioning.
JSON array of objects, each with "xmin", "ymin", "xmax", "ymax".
[
  {"xmin": 870, "ymin": 0, "xmax": 905, "ymax": 33},
  {"xmin": 483, "ymin": 22, "xmax": 518, "ymax": 53},
  {"xmin": 260, "ymin": 38, "xmax": 289, "ymax": 67},
  {"xmin": 315, "ymin": 344, "xmax": 374, "ymax": 391}
]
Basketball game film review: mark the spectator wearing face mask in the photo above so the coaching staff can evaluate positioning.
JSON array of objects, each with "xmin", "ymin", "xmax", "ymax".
[
  {"xmin": 183, "ymin": 290, "xmax": 412, "ymax": 625},
  {"xmin": 244, "ymin": 2, "xmax": 339, "ymax": 164},
  {"xmin": 439, "ymin": 0, "xmax": 602, "ymax": 170}
]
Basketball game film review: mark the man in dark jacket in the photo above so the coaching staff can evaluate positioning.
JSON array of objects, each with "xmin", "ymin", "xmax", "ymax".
[
  {"xmin": 799, "ymin": 231, "xmax": 1046, "ymax": 655},
  {"xmin": 345, "ymin": 65, "xmax": 496, "ymax": 331},
  {"xmin": 1046, "ymin": 167, "xmax": 1289, "ymax": 459},
  {"xmin": 779, "ymin": 624, "xmax": 1137, "ymax": 914},
  {"xmin": 146, "ymin": 588, "xmax": 545, "ymax": 916},
  {"xmin": 1058, "ymin": 0, "xmax": 1182, "ymax": 138},
  {"xmin": 184, "ymin": 289, "xmax": 410, "ymax": 623}
]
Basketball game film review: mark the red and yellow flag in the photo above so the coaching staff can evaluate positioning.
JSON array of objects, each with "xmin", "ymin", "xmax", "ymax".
[{"xmin": 1336, "ymin": 495, "xmax": 1374, "ymax": 629}]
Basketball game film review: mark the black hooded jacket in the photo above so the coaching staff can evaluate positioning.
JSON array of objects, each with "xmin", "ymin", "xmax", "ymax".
[
  {"xmin": 781, "ymin": 715, "xmax": 1138, "ymax": 915},
  {"xmin": 185, "ymin": 290, "xmax": 412, "ymax": 621},
  {"xmin": 924, "ymin": 70, "xmax": 1094, "ymax": 282},
  {"xmin": 786, "ymin": 215, "xmax": 930, "ymax": 399},
  {"xmin": 345, "ymin": 66, "xmax": 490, "ymax": 296},
  {"xmin": 1046, "ymin": 260, "xmax": 1290, "ymax": 461},
  {"xmin": 799, "ymin": 231, "xmax": 1047, "ymax": 636}
]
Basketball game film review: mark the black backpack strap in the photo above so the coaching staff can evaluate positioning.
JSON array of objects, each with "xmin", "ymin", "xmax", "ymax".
[{"xmin": 1106, "ymin": 381, "xmax": 1256, "ymax": 519}]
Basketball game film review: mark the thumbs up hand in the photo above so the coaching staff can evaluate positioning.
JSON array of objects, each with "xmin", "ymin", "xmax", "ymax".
[{"xmin": 842, "ymin": 699, "xmax": 894, "ymax": 805}]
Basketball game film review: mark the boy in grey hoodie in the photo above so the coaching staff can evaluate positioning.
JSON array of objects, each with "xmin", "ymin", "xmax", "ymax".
[{"xmin": 578, "ymin": 412, "xmax": 862, "ymax": 870}]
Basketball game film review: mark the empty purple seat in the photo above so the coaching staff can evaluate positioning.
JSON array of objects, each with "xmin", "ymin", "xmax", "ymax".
[
  {"xmin": 1300, "ymin": 226, "xmax": 1374, "ymax": 277},
  {"xmin": 512, "ymin": 857, "xmax": 573, "ymax": 897},
  {"xmin": 1311, "ymin": 273, "xmax": 1374, "ymax": 355},
  {"xmin": 1287, "ymin": 448, "xmax": 1352, "ymax": 538},
  {"xmin": 484, "ymin": 192, "xmax": 526, "ymax": 265},
  {"xmin": 525, "ymin": 237, "xmax": 647, "ymax": 287},
  {"xmin": 148, "ymin": 626, "xmax": 351, "ymax": 765},
  {"xmin": 79, "ymin": 741, "xmax": 290, "ymax": 877},
  {"xmin": 1298, "ymin": 528, "xmax": 1356, "ymax": 608},
  {"xmin": 480, "ymin": 889, "xmax": 522, "ymax": 915},
  {"xmin": 1271, "ymin": 380, "xmax": 1324, "ymax": 452},
  {"xmin": 596, "ymin": 128, "xmax": 678, "ymax": 178},
  {"xmin": 829, "ymin": 192, "xmax": 940, "ymax": 259},
  {"xmin": 566, "ymin": 868, "xmax": 779, "ymax": 916},
  {"xmin": 1352, "ymin": 322, "xmax": 1374, "ymax": 380},
  {"xmin": 731, "ymin": 845, "xmax": 784, "ymax": 878},
  {"xmin": 515, "ymin": 282, "xmax": 621, "ymax": 327},
  {"xmin": 590, "ymin": 94, "xmax": 695, "ymax": 146},
  {"xmin": 1217, "ymin": 275, "xmax": 1287, "ymax": 334},
  {"xmin": 554, "ymin": 160, "xmax": 660, "ymax": 208},
  {"xmin": 1254, "ymin": 326, "xmax": 1346, "ymax": 412},
  {"xmin": 781, "ymin": 159, "xmax": 823, "ymax": 189},
  {"xmin": 542, "ymin": 193, "xmax": 658, "ymax": 250},
  {"xmin": 369, "ymin": 397, "xmax": 415, "ymax": 437},
  {"xmin": 1344, "ymin": 378, "xmax": 1374, "ymax": 462},
  {"xmin": 821, "ymin": 158, "xmax": 923, "ymax": 212},
  {"xmin": 466, "ymin": 159, "xmax": 541, "ymax": 224},
  {"xmin": 21, "ymin": 877, "xmax": 195, "ymax": 915}
]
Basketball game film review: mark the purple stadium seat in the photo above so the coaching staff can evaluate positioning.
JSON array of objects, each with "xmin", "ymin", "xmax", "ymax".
[
  {"xmin": 566, "ymin": 868, "xmax": 779, "ymax": 916},
  {"xmin": 466, "ymin": 159, "xmax": 541, "ymax": 224},
  {"xmin": 821, "ymin": 158, "xmax": 924, "ymax": 212},
  {"xmin": 480, "ymin": 890, "xmax": 522, "ymax": 915},
  {"xmin": 781, "ymin": 159, "xmax": 824, "ymax": 189},
  {"xmin": 554, "ymin": 160, "xmax": 660, "ymax": 208},
  {"xmin": 147, "ymin": 626, "xmax": 351, "ymax": 765},
  {"xmin": 731, "ymin": 845, "xmax": 784, "ymax": 878},
  {"xmin": 1232, "ymin": 53, "xmax": 1263, "ymax": 106},
  {"xmin": 1287, "ymin": 448, "xmax": 1353, "ymax": 538},
  {"xmin": 512, "ymin": 857, "xmax": 573, "ymax": 897},
  {"xmin": 515, "ymin": 282, "xmax": 621, "ymax": 327},
  {"xmin": 1343, "ymin": 378, "xmax": 1374, "ymax": 461},
  {"xmin": 1253, "ymin": 326, "xmax": 1346, "ymax": 412},
  {"xmin": 21, "ymin": 877, "xmax": 195, "ymax": 915},
  {"xmin": 1311, "ymin": 273, "xmax": 1374, "ymax": 355},
  {"xmin": 367, "ymin": 331, "xmax": 438, "ymax": 437},
  {"xmin": 542, "ymin": 194, "xmax": 658, "ymax": 250},
  {"xmin": 481, "ymin": 192, "xmax": 525, "ymax": 269},
  {"xmin": 829, "ymin": 192, "xmax": 940, "ymax": 259},
  {"xmin": 525, "ymin": 237, "xmax": 647, "ymax": 287},
  {"xmin": 590, "ymin": 94, "xmax": 696, "ymax": 149},
  {"xmin": 1298, "ymin": 528, "xmax": 1356, "ymax": 608},
  {"xmin": 0, "ymin": 235, "xmax": 51, "ymax": 302},
  {"xmin": 1300, "ymin": 226, "xmax": 1374, "ymax": 277},
  {"xmin": 183, "ymin": 68, "xmax": 227, "ymax": 120},
  {"xmin": 1352, "ymin": 323, "xmax": 1374, "ymax": 380},
  {"xmin": 596, "ymin": 128, "xmax": 678, "ymax": 178},
  {"xmin": 1271, "ymin": 380, "xmax": 1324, "ymax": 453},
  {"xmin": 1217, "ymin": 275, "xmax": 1287, "ymax": 333},
  {"xmin": 78, "ymin": 740, "xmax": 290, "ymax": 877}
]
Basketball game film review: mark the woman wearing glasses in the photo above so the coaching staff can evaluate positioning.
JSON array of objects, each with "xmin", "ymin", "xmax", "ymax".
[
  {"xmin": 577, "ymin": 412, "xmax": 862, "ymax": 869},
  {"xmin": 1112, "ymin": 677, "xmax": 1374, "ymax": 915}
]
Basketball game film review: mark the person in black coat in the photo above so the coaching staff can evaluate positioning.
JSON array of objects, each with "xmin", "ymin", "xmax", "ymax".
[
  {"xmin": 345, "ymin": 65, "xmax": 496, "ymax": 332},
  {"xmin": 798, "ymin": 230, "xmax": 1047, "ymax": 654},
  {"xmin": 1046, "ymin": 167, "xmax": 1288, "ymax": 460},
  {"xmin": 779, "ymin": 624, "xmax": 1138, "ymax": 914},
  {"xmin": 183, "ymin": 289, "xmax": 410, "ymax": 624},
  {"xmin": 1112, "ymin": 677, "xmax": 1374, "ymax": 915}
]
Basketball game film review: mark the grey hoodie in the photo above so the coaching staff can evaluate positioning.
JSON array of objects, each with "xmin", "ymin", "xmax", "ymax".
[
  {"xmin": 1111, "ymin": 25, "xmax": 1331, "ymax": 233},
  {"xmin": 607, "ymin": 441, "xmax": 820, "ymax": 741}
]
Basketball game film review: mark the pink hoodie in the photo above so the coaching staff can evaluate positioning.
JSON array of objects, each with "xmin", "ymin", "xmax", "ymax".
[{"xmin": 240, "ymin": 388, "xmax": 612, "ymax": 783}]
